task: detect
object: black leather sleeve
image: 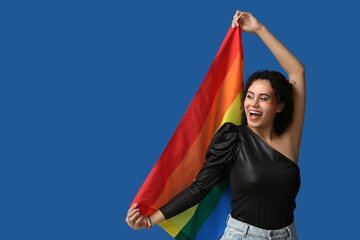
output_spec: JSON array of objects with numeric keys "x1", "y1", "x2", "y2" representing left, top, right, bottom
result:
[{"x1": 159, "y1": 122, "x2": 239, "y2": 219}]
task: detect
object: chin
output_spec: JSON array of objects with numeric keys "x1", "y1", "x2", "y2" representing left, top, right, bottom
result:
[
  {"x1": 247, "y1": 122, "x2": 261, "y2": 128},
  {"x1": 247, "y1": 118, "x2": 269, "y2": 130}
]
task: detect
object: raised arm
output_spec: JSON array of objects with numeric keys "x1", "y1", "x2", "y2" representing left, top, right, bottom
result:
[{"x1": 233, "y1": 11, "x2": 306, "y2": 151}]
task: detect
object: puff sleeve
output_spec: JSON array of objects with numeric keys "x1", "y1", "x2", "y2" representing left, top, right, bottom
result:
[{"x1": 159, "y1": 122, "x2": 239, "y2": 219}]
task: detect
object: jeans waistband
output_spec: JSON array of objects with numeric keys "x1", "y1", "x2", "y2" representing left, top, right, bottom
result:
[{"x1": 226, "y1": 214, "x2": 296, "y2": 239}]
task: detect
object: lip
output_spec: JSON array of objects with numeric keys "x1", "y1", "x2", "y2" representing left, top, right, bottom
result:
[{"x1": 247, "y1": 109, "x2": 262, "y2": 121}]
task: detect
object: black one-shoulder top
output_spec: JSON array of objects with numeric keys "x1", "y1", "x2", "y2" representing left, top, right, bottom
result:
[{"x1": 159, "y1": 122, "x2": 301, "y2": 230}]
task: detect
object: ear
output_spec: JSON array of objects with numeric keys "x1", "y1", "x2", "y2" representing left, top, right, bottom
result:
[{"x1": 276, "y1": 103, "x2": 284, "y2": 113}]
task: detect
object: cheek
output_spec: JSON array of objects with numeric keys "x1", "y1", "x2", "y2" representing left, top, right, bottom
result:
[
  {"x1": 267, "y1": 98, "x2": 276, "y2": 105},
  {"x1": 266, "y1": 93, "x2": 276, "y2": 105},
  {"x1": 243, "y1": 99, "x2": 250, "y2": 110}
]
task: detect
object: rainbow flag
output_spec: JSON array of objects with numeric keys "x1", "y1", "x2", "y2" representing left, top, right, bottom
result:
[{"x1": 131, "y1": 26, "x2": 243, "y2": 240}]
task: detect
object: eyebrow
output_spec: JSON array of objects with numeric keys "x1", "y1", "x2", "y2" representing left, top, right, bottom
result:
[{"x1": 247, "y1": 91, "x2": 271, "y2": 97}]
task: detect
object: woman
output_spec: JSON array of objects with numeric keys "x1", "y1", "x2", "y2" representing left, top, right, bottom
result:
[{"x1": 126, "y1": 10, "x2": 305, "y2": 240}]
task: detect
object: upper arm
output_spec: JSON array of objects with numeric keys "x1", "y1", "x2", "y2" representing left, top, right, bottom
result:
[{"x1": 285, "y1": 70, "x2": 306, "y2": 150}]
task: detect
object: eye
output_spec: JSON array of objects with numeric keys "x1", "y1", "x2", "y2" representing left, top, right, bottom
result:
[
  {"x1": 246, "y1": 93, "x2": 254, "y2": 99},
  {"x1": 260, "y1": 96, "x2": 270, "y2": 101}
]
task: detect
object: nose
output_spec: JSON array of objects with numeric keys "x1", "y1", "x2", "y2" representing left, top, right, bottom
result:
[{"x1": 249, "y1": 97, "x2": 259, "y2": 107}]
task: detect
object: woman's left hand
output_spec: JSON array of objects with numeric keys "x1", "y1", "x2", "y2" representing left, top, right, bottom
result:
[{"x1": 231, "y1": 10, "x2": 263, "y2": 34}]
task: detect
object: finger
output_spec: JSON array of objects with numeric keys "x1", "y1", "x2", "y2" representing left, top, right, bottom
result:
[
  {"x1": 232, "y1": 20, "x2": 238, "y2": 28},
  {"x1": 127, "y1": 208, "x2": 140, "y2": 220},
  {"x1": 234, "y1": 10, "x2": 242, "y2": 18},
  {"x1": 127, "y1": 204, "x2": 137, "y2": 218},
  {"x1": 126, "y1": 209, "x2": 140, "y2": 222},
  {"x1": 125, "y1": 214, "x2": 138, "y2": 226},
  {"x1": 233, "y1": 16, "x2": 238, "y2": 26},
  {"x1": 128, "y1": 206, "x2": 140, "y2": 215},
  {"x1": 129, "y1": 211, "x2": 141, "y2": 222},
  {"x1": 238, "y1": 13, "x2": 249, "y2": 25},
  {"x1": 129, "y1": 212, "x2": 142, "y2": 223},
  {"x1": 238, "y1": 11, "x2": 245, "y2": 17},
  {"x1": 128, "y1": 203, "x2": 138, "y2": 213},
  {"x1": 238, "y1": 11, "x2": 249, "y2": 22},
  {"x1": 127, "y1": 215, "x2": 138, "y2": 227},
  {"x1": 236, "y1": 13, "x2": 245, "y2": 26},
  {"x1": 234, "y1": 10, "x2": 241, "y2": 22}
]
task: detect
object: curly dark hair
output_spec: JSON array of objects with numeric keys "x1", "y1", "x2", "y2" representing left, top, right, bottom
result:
[{"x1": 241, "y1": 70, "x2": 294, "y2": 135}]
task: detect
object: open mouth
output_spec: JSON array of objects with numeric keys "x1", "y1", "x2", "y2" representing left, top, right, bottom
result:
[{"x1": 249, "y1": 110, "x2": 262, "y2": 118}]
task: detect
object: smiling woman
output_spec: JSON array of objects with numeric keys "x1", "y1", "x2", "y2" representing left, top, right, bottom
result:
[
  {"x1": 245, "y1": 79, "x2": 282, "y2": 129},
  {"x1": 126, "y1": 9, "x2": 305, "y2": 240},
  {"x1": 242, "y1": 70, "x2": 295, "y2": 137}
]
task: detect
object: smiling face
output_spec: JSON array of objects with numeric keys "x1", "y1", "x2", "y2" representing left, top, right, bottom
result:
[{"x1": 244, "y1": 79, "x2": 283, "y2": 131}]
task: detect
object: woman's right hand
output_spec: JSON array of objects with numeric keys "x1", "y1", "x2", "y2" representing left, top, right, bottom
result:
[{"x1": 126, "y1": 203, "x2": 148, "y2": 230}]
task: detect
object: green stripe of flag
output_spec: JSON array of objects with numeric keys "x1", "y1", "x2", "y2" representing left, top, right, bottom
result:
[{"x1": 175, "y1": 178, "x2": 230, "y2": 240}]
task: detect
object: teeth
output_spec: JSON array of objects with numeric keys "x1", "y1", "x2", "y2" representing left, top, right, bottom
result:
[{"x1": 250, "y1": 111, "x2": 261, "y2": 115}]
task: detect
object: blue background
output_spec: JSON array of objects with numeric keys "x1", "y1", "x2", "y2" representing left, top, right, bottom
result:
[{"x1": 1, "y1": 1, "x2": 359, "y2": 239}]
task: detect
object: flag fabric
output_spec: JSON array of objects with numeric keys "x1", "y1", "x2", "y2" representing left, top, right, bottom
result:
[{"x1": 131, "y1": 26, "x2": 243, "y2": 240}]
